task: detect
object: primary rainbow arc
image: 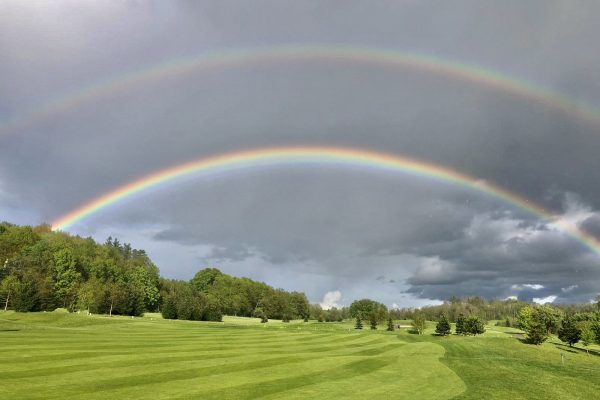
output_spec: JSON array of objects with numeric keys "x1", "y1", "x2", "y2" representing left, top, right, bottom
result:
[{"x1": 51, "y1": 146, "x2": 600, "y2": 257}]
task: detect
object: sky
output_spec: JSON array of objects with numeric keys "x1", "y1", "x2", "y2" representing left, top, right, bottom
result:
[{"x1": 2, "y1": 0, "x2": 600, "y2": 308}]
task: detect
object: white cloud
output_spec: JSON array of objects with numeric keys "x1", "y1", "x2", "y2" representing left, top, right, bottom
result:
[
  {"x1": 391, "y1": 303, "x2": 399, "y2": 310},
  {"x1": 505, "y1": 295, "x2": 518, "y2": 300},
  {"x1": 511, "y1": 284, "x2": 544, "y2": 291},
  {"x1": 320, "y1": 290, "x2": 342, "y2": 310},
  {"x1": 533, "y1": 295, "x2": 557, "y2": 304},
  {"x1": 561, "y1": 285, "x2": 578, "y2": 293},
  {"x1": 523, "y1": 284, "x2": 544, "y2": 290}
]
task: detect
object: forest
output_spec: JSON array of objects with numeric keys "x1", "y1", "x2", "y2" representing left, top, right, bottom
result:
[{"x1": 0, "y1": 222, "x2": 309, "y2": 322}]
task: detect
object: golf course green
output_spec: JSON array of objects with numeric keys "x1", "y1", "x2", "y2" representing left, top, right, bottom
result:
[{"x1": 1, "y1": 311, "x2": 599, "y2": 399}]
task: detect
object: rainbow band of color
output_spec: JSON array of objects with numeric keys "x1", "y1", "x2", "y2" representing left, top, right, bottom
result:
[
  {"x1": 4, "y1": 45, "x2": 600, "y2": 134},
  {"x1": 51, "y1": 146, "x2": 600, "y2": 257}
]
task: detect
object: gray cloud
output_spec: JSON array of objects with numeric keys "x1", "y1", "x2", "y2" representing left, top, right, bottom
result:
[{"x1": 1, "y1": 1, "x2": 600, "y2": 306}]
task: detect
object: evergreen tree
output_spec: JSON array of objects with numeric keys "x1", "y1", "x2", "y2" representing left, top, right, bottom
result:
[
  {"x1": 355, "y1": 316, "x2": 363, "y2": 330},
  {"x1": 526, "y1": 319, "x2": 549, "y2": 345},
  {"x1": 370, "y1": 315, "x2": 378, "y2": 330},
  {"x1": 435, "y1": 313, "x2": 451, "y2": 336},
  {"x1": 558, "y1": 315, "x2": 581, "y2": 347},
  {"x1": 387, "y1": 316, "x2": 394, "y2": 331},
  {"x1": 505, "y1": 317, "x2": 511, "y2": 327}
]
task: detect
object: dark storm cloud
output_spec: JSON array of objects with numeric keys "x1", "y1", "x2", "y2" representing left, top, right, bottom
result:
[{"x1": 2, "y1": 1, "x2": 600, "y2": 306}]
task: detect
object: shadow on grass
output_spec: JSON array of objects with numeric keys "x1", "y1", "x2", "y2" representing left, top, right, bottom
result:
[
  {"x1": 553, "y1": 342, "x2": 600, "y2": 357},
  {"x1": 0, "y1": 329, "x2": 20, "y2": 332},
  {"x1": 503, "y1": 330, "x2": 526, "y2": 335}
]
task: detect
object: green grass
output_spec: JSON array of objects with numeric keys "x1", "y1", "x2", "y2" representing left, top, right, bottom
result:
[{"x1": 1, "y1": 311, "x2": 599, "y2": 399}]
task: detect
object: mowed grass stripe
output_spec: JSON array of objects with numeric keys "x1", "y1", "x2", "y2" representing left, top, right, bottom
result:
[
  {"x1": 264, "y1": 342, "x2": 464, "y2": 400},
  {"x1": 174, "y1": 357, "x2": 395, "y2": 400},
  {"x1": 51, "y1": 353, "x2": 402, "y2": 400},
  {"x1": 0, "y1": 333, "x2": 397, "y2": 378},
  {"x1": 0, "y1": 328, "x2": 384, "y2": 370},
  {"x1": 4, "y1": 345, "x2": 401, "y2": 400},
  {"x1": 0, "y1": 324, "x2": 382, "y2": 357},
  {"x1": 0, "y1": 328, "x2": 350, "y2": 349}
]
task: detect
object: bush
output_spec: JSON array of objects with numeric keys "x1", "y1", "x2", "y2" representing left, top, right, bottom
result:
[
  {"x1": 463, "y1": 315, "x2": 485, "y2": 335},
  {"x1": 161, "y1": 296, "x2": 177, "y2": 319}
]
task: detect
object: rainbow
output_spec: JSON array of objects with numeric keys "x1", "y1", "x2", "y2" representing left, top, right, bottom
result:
[
  {"x1": 51, "y1": 146, "x2": 600, "y2": 257},
  {"x1": 3, "y1": 44, "x2": 600, "y2": 134}
]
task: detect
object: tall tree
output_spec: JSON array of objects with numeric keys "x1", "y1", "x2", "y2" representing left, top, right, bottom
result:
[
  {"x1": 0, "y1": 274, "x2": 18, "y2": 310},
  {"x1": 517, "y1": 306, "x2": 534, "y2": 332},
  {"x1": 558, "y1": 315, "x2": 581, "y2": 347},
  {"x1": 370, "y1": 314, "x2": 378, "y2": 330},
  {"x1": 77, "y1": 279, "x2": 101, "y2": 314},
  {"x1": 579, "y1": 321, "x2": 595, "y2": 356},
  {"x1": 526, "y1": 319, "x2": 549, "y2": 345},
  {"x1": 387, "y1": 317, "x2": 394, "y2": 332},
  {"x1": 349, "y1": 299, "x2": 388, "y2": 322},
  {"x1": 52, "y1": 248, "x2": 81, "y2": 308},
  {"x1": 412, "y1": 313, "x2": 426, "y2": 335},
  {"x1": 106, "y1": 281, "x2": 126, "y2": 317},
  {"x1": 435, "y1": 314, "x2": 451, "y2": 336},
  {"x1": 190, "y1": 268, "x2": 222, "y2": 293}
]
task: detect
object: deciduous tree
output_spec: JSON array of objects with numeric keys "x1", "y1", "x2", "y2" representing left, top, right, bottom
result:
[
  {"x1": 412, "y1": 313, "x2": 426, "y2": 334},
  {"x1": 558, "y1": 315, "x2": 581, "y2": 347}
]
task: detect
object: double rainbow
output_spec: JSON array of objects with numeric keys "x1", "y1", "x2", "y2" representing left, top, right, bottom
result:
[{"x1": 51, "y1": 146, "x2": 600, "y2": 257}]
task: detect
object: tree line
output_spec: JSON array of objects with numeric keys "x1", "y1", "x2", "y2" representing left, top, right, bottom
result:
[
  {"x1": 0, "y1": 222, "x2": 309, "y2": 322},
  {"x1": 2, "y1": 221, "x2": 600, "y2": 348},
  {"x1": 516, "y1": 304, "x2": 600, "y2": 350},
  {"x1": 391, "y1": 296, "x2": 531, "y2": 323},
  {"x1": 0, "y1": 223, "x2": 160, "y2": 315},
  {"x1": 160, "y1": 267, "x2": 310, "y2": 322}
]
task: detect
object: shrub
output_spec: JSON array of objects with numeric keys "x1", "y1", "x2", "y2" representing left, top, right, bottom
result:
[{"x1": 355, "y1": 316, "x2": 363, "y2": 330}]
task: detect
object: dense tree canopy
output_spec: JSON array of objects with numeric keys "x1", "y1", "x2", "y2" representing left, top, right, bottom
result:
[
  {"x1": 349, "y1": 299, "x2": 388, "y2": 322},
  {"x1": 0, "y1": 222, "x2": 309, "y2": 321},
  {"x1": 0, "y1": 223, "x2": 159, "y2": 315}
]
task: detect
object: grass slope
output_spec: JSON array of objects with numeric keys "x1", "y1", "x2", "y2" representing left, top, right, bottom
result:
[{"x1": 1, "y1": 312, "x2": 599, "y2": 399}]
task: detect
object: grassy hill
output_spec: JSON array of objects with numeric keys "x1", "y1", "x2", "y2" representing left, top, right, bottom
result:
[{"x1": 1, "y1": 311, "x2": 599, "y2": 399}]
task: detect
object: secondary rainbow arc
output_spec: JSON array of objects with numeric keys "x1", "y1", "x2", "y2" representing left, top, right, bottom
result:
[
  {"x1": 4, "y1": 44, "x2": 600, "y2": 135},
  {"x1": 51, "y1": 146, "x2": 600, "y2": 257}
]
